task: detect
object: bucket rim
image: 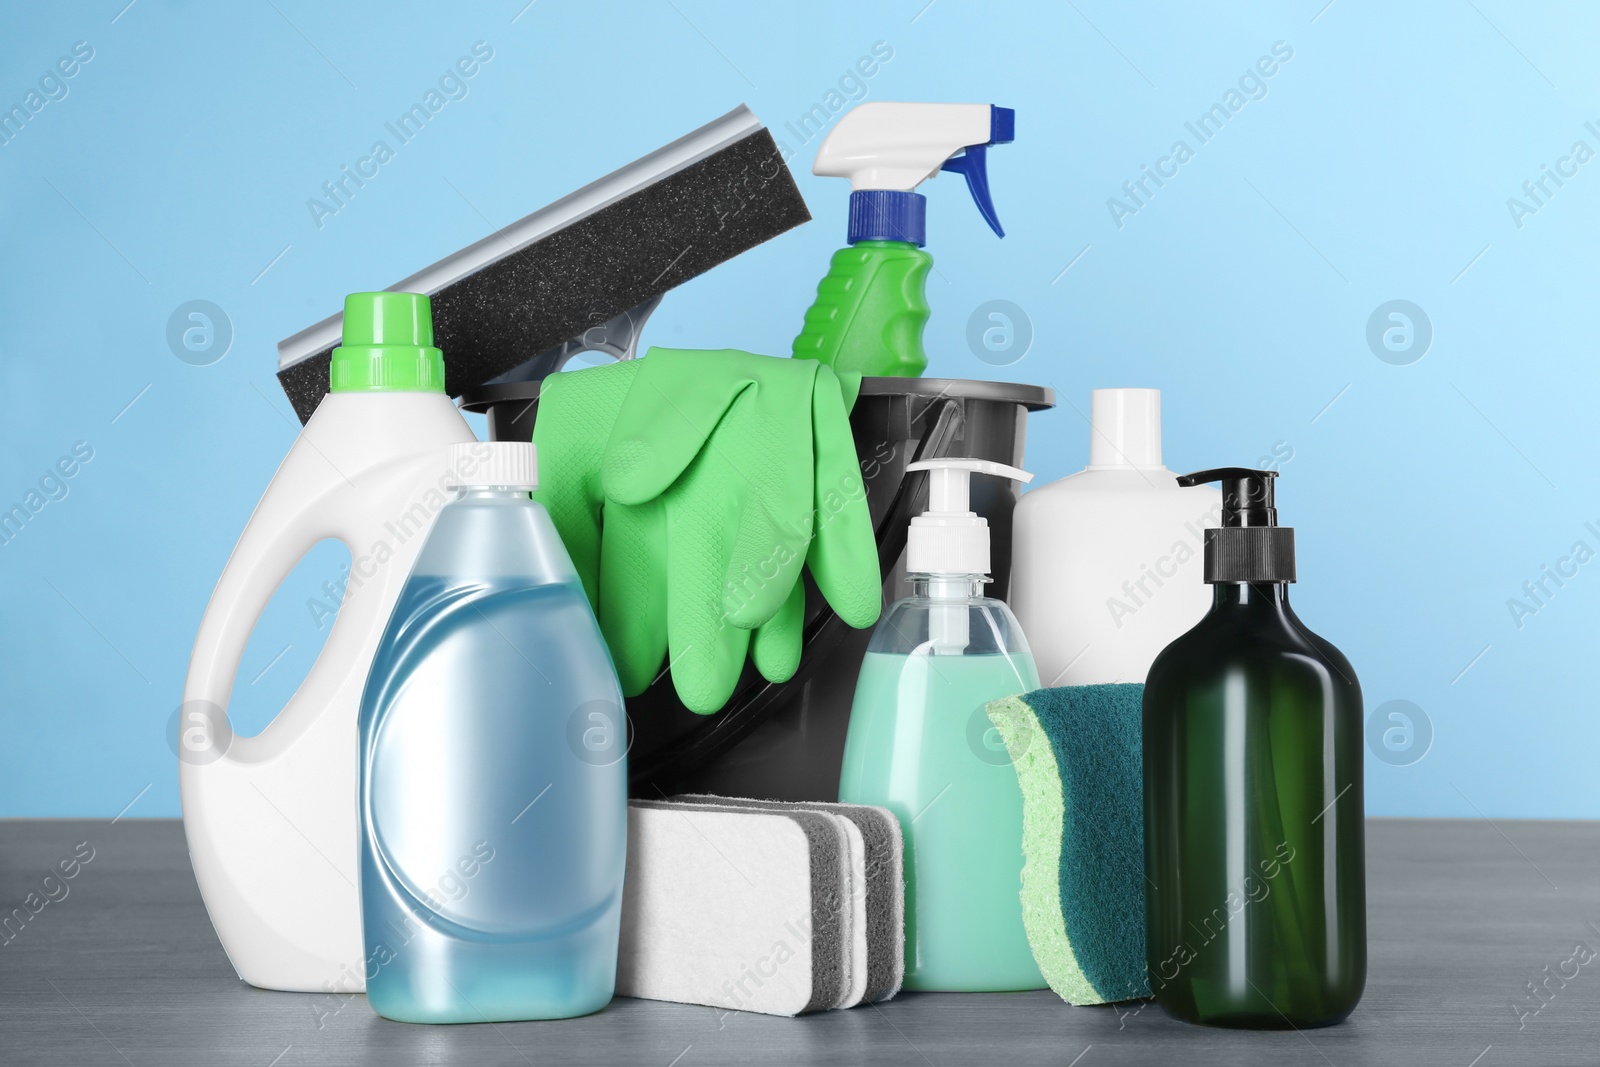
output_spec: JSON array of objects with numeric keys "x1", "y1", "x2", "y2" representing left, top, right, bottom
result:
[
  {"x1": 857, "y1": 376, "x2": 1054, "y2": 410},
  {"x1": 461, "y1": 374, "x2": 1055, "y2": 413}
]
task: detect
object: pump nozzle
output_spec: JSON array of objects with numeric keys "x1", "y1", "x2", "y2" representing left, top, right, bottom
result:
[
  {"x1": 1176, "y1": 467, "x2": 1295, "y2": 583},
  {"x1": 1176, "y1": 467, "x2": 1278, "y2": 527},
  {"x1": 905, "y1": 459, "x2": 1032, "y2": 575},
  {"x1": 814, "y1": 102, "x2": 1014, "y2": 244}
]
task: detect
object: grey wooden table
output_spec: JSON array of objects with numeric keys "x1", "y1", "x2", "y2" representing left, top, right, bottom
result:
[{"x1": 0, "y1": 818, "x2": 1593, "y2": 1066}]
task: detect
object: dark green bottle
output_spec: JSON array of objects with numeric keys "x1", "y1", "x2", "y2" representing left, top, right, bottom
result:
[{"x1": 1142, "y1": 468, "x2": 1365, "y2": 1029}]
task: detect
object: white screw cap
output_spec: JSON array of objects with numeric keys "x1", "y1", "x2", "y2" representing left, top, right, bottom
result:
[
  {"x1": 1088, "y1": 388, "x2": 1163, "y2": 468},
  {"x1": 446, "y1": 441, "x2": 538, "y2": 490}
]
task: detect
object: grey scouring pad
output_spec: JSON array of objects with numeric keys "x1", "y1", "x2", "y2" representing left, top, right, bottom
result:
[{"x1": 277, "y1": 105, "x2": 810, "y2": 423}]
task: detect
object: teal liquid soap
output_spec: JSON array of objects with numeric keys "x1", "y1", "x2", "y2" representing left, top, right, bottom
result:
[
  {"x1": 839, "y1": 588, "x2": 1044, "y2": 991},
  {"x1": 359, "y1": 483, "x2": 627, "y2": 1023}
]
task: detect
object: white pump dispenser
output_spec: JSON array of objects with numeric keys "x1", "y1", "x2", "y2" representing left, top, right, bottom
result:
[
  {"x1": 907, "y1": 458, "x2": 1032, "y2": 575},
  {"x1": 906, "y1": 459, "x2": 1032, "y2": 654}
]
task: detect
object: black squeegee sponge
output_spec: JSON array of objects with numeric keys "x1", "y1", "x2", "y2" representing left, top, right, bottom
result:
[{"x1": 278, "y1": 126, "x2": 810, "y2": 422}]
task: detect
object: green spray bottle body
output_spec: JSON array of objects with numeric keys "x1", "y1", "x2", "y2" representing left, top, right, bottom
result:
[
  {"x1": 1142, "y1": 469, "x2": 1366, "y2": 1029},
  {"x1": 797, "y1": 102, "x2": 1013, "y2": 379},
  {"x1": 793, "y1": 240, "x2": 931, "y2": 378}
]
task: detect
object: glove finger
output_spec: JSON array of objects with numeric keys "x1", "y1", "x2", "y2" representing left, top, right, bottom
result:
[
  {"x1": 806, "y1": 365, "x2": 882, "y2": 629},
  {"x1": 720, "y1": 359, "x2": 819, "y2": 628},
  {"x1": 603, "y1": 349, "x2": 751, "y2": 505},
  {"x1": 750, "y1": 578, "x2": 804, "y2": 684},
  {"x1": 663, "y1": 472, "x2": 748, "y2": 714},
  {"x1": 598, "y1": 498, "x2": 668, "y2": 697},
  {"x1": 667, "y1": 589, "x2": 750, "y2": 714},
  {"x1": 723, "y1": 495, "x2": 812, "y2": 630}
]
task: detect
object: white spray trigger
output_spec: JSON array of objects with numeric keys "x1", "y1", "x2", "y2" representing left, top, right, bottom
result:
[
  {"x1": 813, "y1": 102, "x2": 1014, "y2": 241},
  {"x1": 814, "y1": 103, "x2": 996, "y2": 191},
  {"x1": 905, "y1": 459, "x2": 1032, "y2": 575}
]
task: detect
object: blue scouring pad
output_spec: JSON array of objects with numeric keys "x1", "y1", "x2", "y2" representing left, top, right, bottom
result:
[{"x1": 986, "y1": 683, "x2": 1148, "y2": 1005}]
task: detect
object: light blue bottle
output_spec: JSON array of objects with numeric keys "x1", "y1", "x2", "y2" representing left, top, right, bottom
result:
[{"x1": 358, "y1": 441, "x2": 627, "y2": 1023}]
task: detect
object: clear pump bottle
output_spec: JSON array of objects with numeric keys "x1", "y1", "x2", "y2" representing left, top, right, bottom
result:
[{"x1": 838, "y1": 459, "x2": 1044, "y2": 991}]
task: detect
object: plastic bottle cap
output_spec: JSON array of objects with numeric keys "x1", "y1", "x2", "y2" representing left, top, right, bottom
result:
[
  {"x1": 906, "y1": 458, "x2": 1032, "y2": 575},
  {"x1": 1088, "y1": 388, "x2": 1163, "y2": 468},
  {"x1": 446, "y1": 441, "x2": 538, "y2": 490},
  {"x1": 330, "y1": 292, "x2": 447, "y2": 394},
  {"x1": 848, "y1": 191, "x2": 928, "y2": 246}
]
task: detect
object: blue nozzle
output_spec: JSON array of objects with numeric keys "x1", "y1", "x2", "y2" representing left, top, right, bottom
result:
[
  {"x1": 990, "y1": 105, "x2": 1015, "y2": 144},
  {"x1": 939, "y1": 105, "x2": 1014, "y2": 238}
]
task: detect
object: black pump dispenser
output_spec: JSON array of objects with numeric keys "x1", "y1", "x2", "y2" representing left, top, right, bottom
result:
[
  {"x1": 1176, "y1": 467, "x2": 1296, "y2": 583},
  {"x1": 1144, "y1": 466, "x2": 1365, "y2": 1027}
]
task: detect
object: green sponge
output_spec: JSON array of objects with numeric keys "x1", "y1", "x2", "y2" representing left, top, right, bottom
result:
[{"x1": 986, "y1": 684, "x2": 1148, "y2": 1005}]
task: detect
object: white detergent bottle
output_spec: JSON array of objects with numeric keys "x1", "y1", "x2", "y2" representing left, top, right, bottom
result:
[
  {"x1": 1010, "y1": 389, "x2": 1222, "y2": 688},
  {"x1": 180, "y1": 292, "x2": 475, "y2": 993}
]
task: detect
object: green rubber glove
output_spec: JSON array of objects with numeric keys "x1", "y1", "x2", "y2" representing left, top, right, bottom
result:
[
  {"x1": 603, "y1": 349, "x2": 880, "y2": 713},
  {"x1": 533, "y1": 349, "x2": 880, "y2": 715},
  {"x1": 531, "y1": 361, "x2": 680, "y2": 703}
]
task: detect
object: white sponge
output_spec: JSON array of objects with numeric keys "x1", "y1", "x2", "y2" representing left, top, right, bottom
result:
[
  {"x1": 676, "y1": 794, "x2": 904, "y2": 1004},
  {"x1": 616, "y1": 796, "x2": 903, "y2": 1016}
]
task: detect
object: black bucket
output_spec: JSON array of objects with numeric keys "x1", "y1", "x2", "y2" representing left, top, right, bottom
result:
[{"x1": 460, "y1": 376, "x2": 1053, "y2": 800}]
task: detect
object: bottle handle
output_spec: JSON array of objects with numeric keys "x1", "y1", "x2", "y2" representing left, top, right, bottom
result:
[{"x1": 180, "y1": 440, "x2": 382, "y2": 766}]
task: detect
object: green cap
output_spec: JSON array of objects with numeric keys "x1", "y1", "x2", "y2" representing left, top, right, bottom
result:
[{"x1": 329, "y1": 292, "x2": 447, "y2": 393}]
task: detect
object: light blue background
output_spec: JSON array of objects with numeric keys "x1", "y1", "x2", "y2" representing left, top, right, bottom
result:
[{"x1": 1, "y1": 1, "x2": 1592, "y2": 818}]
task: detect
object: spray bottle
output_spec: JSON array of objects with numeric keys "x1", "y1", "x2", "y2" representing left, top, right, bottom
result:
[
  {"x1": 838, "y1": 459, "x2": 1043, "y2": 991},
  {"x1": 794, "y1": 102, "x2": 1014, "y2": 378}
]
